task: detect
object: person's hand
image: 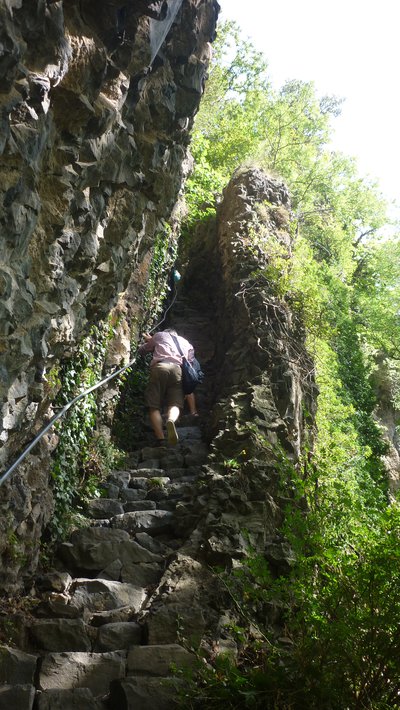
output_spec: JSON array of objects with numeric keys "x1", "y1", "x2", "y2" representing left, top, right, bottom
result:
[{"x1": 143, "y1": 333, "x2": 152, "y2": 342}]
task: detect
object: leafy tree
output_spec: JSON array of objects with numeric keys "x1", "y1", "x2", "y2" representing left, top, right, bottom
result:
[{"x1": 182, "y1": 19, "x2": 400, "y2": 709}]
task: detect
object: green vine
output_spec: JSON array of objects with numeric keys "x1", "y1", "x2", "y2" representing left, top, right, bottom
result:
[
  {"x1": 142, "y1": 222, "x2": 177, "y2": 332},
  {"x1": 48, "y1": 320, "x2": 122, "y2": 540}
]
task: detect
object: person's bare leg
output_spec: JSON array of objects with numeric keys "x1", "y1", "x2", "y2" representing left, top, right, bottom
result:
[
  {"x1": 185, "y1": 393, "x2": 198, "y2": 415},
  {"x1": 166, "y1": 405, "x2": 180, "y2": 445},
  {"x1": 149, "y1": 408, "x2": 165, "y2": 440}
]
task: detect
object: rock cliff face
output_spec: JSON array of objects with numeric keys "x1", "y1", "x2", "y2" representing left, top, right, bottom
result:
[
  {"x1": 139, "y1": 168, "x2": 317, "y2": 652},
  {"x1": 0, "y1": 0, "x2": 219, "y2": 592},
  {"x1": 0, "y1": 169, "x2": 317, "y2": 709}
]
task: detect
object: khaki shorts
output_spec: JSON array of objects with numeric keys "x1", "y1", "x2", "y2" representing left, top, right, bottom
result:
[{"x1": 145, "y1": 362, "x2": 184, "y2": 410}]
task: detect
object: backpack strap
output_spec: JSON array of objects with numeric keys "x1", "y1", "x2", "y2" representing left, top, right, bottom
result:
[{"x1": 170, "y1": 334, "x2": 184, "y2": 359}]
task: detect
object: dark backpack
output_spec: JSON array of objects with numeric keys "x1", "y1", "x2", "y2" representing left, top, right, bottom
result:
[{"x1": 171, "y1": 335, "x2": 204, "y2": 395}]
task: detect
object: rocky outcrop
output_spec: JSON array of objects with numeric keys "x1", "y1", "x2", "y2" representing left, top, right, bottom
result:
[
  {"x1": 0, "y1": 169, "x2": 317, "y2": 707},
  {"x1": 139, "y1": 168, "x2": 317, "y2": 657},
  {"x1": 372, "y1": 358, "x2": 400, "y2": 495},
  {"x1": 0, "y1": 0, "x2": 219, "y2": 591}
]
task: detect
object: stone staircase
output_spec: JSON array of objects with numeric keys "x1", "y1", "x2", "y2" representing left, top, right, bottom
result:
[{"x1": 0, "y1": 416, "x2": 209, "y2": 709}]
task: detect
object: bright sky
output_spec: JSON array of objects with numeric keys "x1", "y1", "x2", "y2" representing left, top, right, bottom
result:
[{"x1": 219, "y1": 0, "x2": 399, "y2": 216}]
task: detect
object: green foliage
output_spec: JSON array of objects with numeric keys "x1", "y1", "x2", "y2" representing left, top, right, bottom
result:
[
  {"x1": 182, "y1": 506, "x2": 400, "y2": 708},
  {"x1": 48, "y1": 321, "x2": 122, "y2": 540},
  {"x1": 187, "y1": 20, "x2": 388, "y2": 265},
  {"x1": 182, "y1": 19, "x2": 400, "y2": 710},
  {"x1": 112, "y1": 356, "x2": 149, "y2": 449},
  {"x1": 142, "y1": 223, "x2": 177, "y2": 332}
]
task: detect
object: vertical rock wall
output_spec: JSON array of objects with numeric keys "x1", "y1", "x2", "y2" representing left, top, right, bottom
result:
[
  {"x1": 140, "y1": 168, "x2": 318, "y2": 651},
  {"x1": 0, "y1": 0, "x2": 219, "y2": 592}
]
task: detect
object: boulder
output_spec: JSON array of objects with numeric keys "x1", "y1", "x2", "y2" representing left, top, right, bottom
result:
[
  {"x1": 30, "y1": 619, "x2": 93, "y2": 652},
  {"x1": 127, "y1": 644, "x2": 197, "y2": 676},
  {"x1": 39, "y1": 651, "x2": 126, "y2": 695},
  {"x1": 109, "y1": 676, "x2": 182, "y2": 710},
  {"x1": 67, "y1": 579, "x2": 146, "y2": 616},
  {"x1": 121, "y1": 562, "x2": 163, "y2": 588},
  {"x1": 36, "y1": 687, "x2": 101, "y2": 710},
  {"x1": 0, "y1": 645, "x2": 38, "y2": 685},
  {"x1": 111, "y1": 511, "x2": 174, "y2": 535},
  {"x1": 96, "y1": 622, "x2": 142, "y2": 651},
  {"x1": 0, "y1": 684, "x2": 35, "y2": 710},
  {"x1": 86, "y1": 499, "x2": 124, "y2": 519}
]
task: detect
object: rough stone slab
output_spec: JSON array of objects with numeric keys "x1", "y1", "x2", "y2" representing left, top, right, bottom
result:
[
  {"x1": 89, "y1": 606, "x2": 134, "y2": 627},
  {"x1": 120, "y1": 488, "x2": 147, "y2": 502},
  {"x1": 135, "y1": 467, "x2": 166, "y2": 478},
  {"x1": 118, "y1": 541, "x2": 163, "y2": 564},
  {"x1": 137, "y1": 459, "x2": 162, "y2": 470},
  {"x1": 0, "y1": 683, "x2": 35, "y2": 710},
  {"x1": 39, "y1": 651, "x2": 126, "y2": 695},
  {"x1": 111, "y1": 511, "x2": 174, "y2": 535},
  {"x1": 128, "y1": 477, "x2": 151, "y2": 489},
  {"x1": 35, "y1": 571, "x2": 73, "y2": 594},
  {"x1": 146, "y1": 605, "x2": 206, "y2": 647},
  {"x1": 127, "y1": 644, "x2": 197, "y2": 676},
  {"x1": 68, "y1": 527, "x2": 130, "y2": 546},
  {"x1": 109, "y1": 676, "x2": 181, "y2": 710},
  {"x1": 145, "y1": 488, "x2": 170, "y2": 502},
  {"x1": 37, "y1": 687, "x2": 102, "y2": 710},
  {"x1": 124, "y1": 500, "x2": 157, "y2": 512},
  {"x1": 144, "y1": 477, "x2": 172, "y2": 487},
  {"x1": 162, "y1": 468, "x2": 191, "y2": 480},
  {"x1": 59, "y1": 528, "x2": 130, "y2": 569},
  {"x1": 96, "y1": 558, "x2": 122, "y2": 581},
  {"x1": 156, "y1": 500, "x2": 176, "y2": 512},
  {"x1": 68, "y1": 579, "x2": 146, "y2": 615},
  {"x1": 0, "y1": 645, "x2": 38, "y2": 685},
  {"x1": 30, "y1": 619, "x2": 93, "y2": 652},
  {"x1": 140, "y1": 448, "x2": 167, "y2": 460},
  {"x1": 158, "y1": 451, "x2": 185, "y2": 467},
  {"x1": 144, "y1": 557, "x2": 219, "y2": 647},
  {"x1": 173, "y1": 426, "x2": 202, "y2": 440},
  {"x1": 86, "y1": 498, "x2": 124, "y2": 519},
  {"x1": 121, "y1": 562, "x2": 162, "y2": 588},
  {"x1": 135, "y1": 533, "x2": 173, "y2": 556},
  {"x1": 102, "y1": 483, "x2": 119, "y2": 499},
  {"x1": 96, "y1": 622, "x2": 142, "y2": 651},
  {"x1": 59, "y1": 531, "x2": 161, "y2": 572},
  {"x1": 108, "y1": 471, "x2": 131, "y2": 488}
]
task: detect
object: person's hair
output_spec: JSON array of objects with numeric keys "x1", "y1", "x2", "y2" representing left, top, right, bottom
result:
[{"x1": 164, "y1": 327, "x2": 177, "y2": 335}]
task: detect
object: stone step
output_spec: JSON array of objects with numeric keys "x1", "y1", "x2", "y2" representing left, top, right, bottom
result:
[
  {"x1": 30, "y1": 619, "x2": 93, "y2": 653},
  {"x1": 58, "y1": 528, "x2": 163, "y2": 572},
  {"x1": 44, "y1": 579, "x2": 146, "y2": 619},
  {"x1": 0, "y1": 684, "x2": 36, "y2": 710},
  {"x1": 86, "y1": 499, "x2": 124, "y2": 520},
  {"x1": 38, "y1": 651, "x2": 126, "y2": 696},
  {"x1": 126, "y1": 643, "x2": 197, "y2": 676},
  {"x1": 0, "y1": 645, "x2": 38, "y2": 686},
  {"x1": 109, "y1": 676, "x2": 181, "y2": 710},
  {"x1": 110, "y1": 510, "x2": 174, "y2": 536},
  {"x1": 36, "y1": 687, "x2": 103, "y2": 710}
]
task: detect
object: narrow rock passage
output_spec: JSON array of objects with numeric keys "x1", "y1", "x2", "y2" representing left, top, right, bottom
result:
[
  {"x1": 0, "y1": 170, "x2": 315, "y2": 710},
  {"x1": 0, "y1": 415, "x2": 208, "y2": 709},
  {"x1": 0, "y1": 285, "x2": 216, "y2": 710}
]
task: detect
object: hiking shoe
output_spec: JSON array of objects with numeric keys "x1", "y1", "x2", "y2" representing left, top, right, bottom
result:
[{"x1": 166, "y1": 419, "x2": 178, "y2": 446}]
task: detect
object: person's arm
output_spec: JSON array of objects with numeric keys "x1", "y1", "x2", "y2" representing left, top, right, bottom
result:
[{"x1": 138, "y1": 333, "x2": 155, "y2": 355}]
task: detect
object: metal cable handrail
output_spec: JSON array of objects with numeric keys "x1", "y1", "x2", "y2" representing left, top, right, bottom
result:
[
  {"x1": 0, "y1": 282, "x2": 179, "y2": 487},
  {"x1": 0, "y1": 354, "x2": 138, "y2": 487}
]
